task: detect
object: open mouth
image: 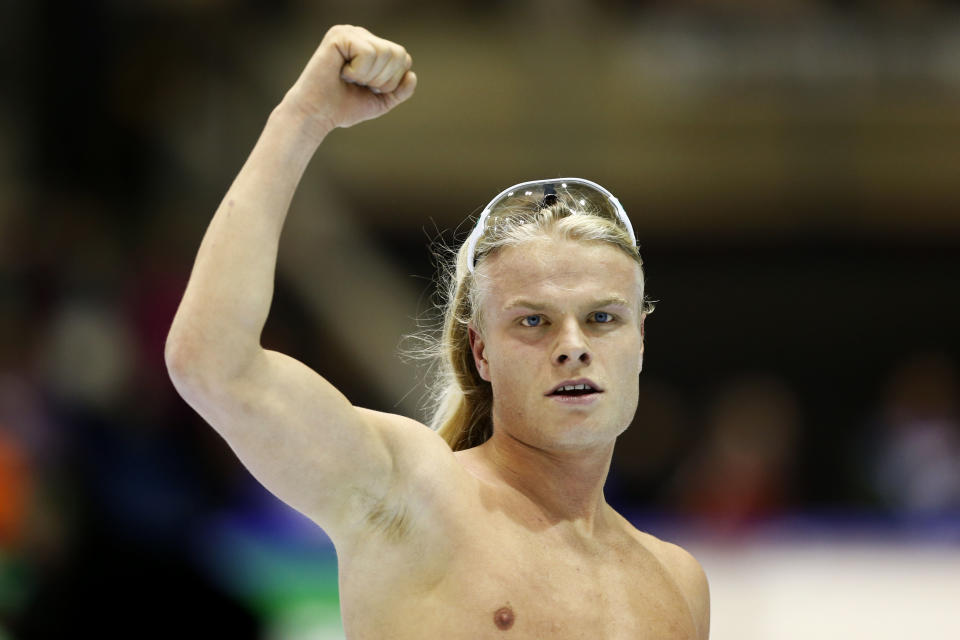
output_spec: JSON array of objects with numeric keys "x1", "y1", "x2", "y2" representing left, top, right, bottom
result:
[{"x1": 548, "y1": 382, "x2": 602, "y2": 398}]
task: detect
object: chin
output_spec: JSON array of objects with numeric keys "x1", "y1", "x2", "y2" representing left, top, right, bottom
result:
[{"x1": 539, "y1": 420, "x2": 621, "y2": 451}]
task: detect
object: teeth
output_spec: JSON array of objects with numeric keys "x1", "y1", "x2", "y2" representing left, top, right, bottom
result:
[{"x1": 558, "y1": 383, "x2": 592, "y2": 392}]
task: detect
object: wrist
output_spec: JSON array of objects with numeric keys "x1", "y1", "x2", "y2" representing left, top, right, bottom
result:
[{"x1": 270, "y1": 94, "x2": 335, "y2": 147}]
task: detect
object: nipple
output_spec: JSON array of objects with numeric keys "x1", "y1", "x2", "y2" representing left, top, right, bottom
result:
[{"x1": 493, "y1": 606, "x2": 515, "y2": 630}]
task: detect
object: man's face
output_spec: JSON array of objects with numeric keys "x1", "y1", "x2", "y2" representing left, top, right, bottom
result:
[{"x1": 469, "y1": 237, "x2": 645, "y2": 451}]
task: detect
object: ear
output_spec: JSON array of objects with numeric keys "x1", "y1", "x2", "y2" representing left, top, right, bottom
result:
[
  {"x1": 638, "y1": 314, "x2": 646, "y2": 374},
  {"x1": 468, "y1": 323, "x2": 491, "y2": 382}
]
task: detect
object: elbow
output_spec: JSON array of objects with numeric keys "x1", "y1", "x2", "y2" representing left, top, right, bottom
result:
[
  {"x1": 164, "y1": 329, "x2": 261, "y2": 387},
  {"x1": 164, "y1": 326, "x2": 214, "y2": 383},
  {"x1": 164, "y1": 333, "x2": 198, "y2": 381},
  {"x1": 164, "y1": 336, "x2": 226, "y2": 416},
  {"x1": 164, "y1": 336, "x2": 225, "y2": 406}
]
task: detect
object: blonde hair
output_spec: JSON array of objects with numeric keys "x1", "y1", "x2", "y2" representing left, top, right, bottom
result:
[{"x1": 419, "y1": 194, "x2": 655, "y2": 451}]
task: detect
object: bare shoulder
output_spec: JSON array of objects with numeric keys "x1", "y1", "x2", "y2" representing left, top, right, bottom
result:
[
  {"x1": 356, "y1": 407, "x2": 452, "y2": 464},
  {"x1": 631, "y1": 527, "x2": 711, "y2": 640}
]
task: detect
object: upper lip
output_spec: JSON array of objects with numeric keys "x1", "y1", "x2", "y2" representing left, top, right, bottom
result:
[{"x1": 546, "y1": 378, "x2": 603, "y2": 395}]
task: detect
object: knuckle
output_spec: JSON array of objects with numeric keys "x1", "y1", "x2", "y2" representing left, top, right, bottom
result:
[{"x1": 326, "y1": 24, "x2": 351, "y2": 38}]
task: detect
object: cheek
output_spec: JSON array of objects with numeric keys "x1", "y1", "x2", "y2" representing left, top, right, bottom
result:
[
  {"x1": 622, "y1": 379, "x2": 640, "y2": 412},
  {"x1": 486, "y1": 347, "x2": 525, "y2": 391},
  {"x1": 485, "y1": 346, "x2": 537, "y2": 406},
  {"x1": 611, "y1": 332, "x2": 642, "y2": 368},
  {"x1": 487, "y1": 361, "x2": 536, "y2": 427},
  {"x1": 615, "y1": 341, "x2": 643, "y2": 416}
]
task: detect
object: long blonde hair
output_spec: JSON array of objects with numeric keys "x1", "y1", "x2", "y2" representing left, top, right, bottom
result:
[{"x1": 421, "y1": 194, "x2": 654, "y2": 451}]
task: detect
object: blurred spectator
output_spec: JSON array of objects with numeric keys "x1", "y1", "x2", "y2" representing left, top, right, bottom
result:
[
  {"x1": 0, "y1": 430, "x2": 28, "y2": 547},
  {"x1": 670, "y1": 373, "x2": 801, "y2": 533},
  {"x1": 1, "y1": 188, "x2": 263, "y2": 635},
  {"x1": 865, "y1": 352, "x2": 960, "y2": 516},
  {"x1": 0, "y1": 279, "x2": 65, "y2": 626},
  {"x1": 9, "y1": 299, "x2": 263, "y2": 637}
]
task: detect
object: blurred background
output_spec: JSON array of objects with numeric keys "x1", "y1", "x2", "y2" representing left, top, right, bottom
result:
[{"x1": 2, "y1": 0, "x2": 959, "y2": 638}]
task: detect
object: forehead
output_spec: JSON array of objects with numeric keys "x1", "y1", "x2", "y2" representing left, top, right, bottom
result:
[{"x1": 477, "y1": 238, "x2": 642, "y2": 309}]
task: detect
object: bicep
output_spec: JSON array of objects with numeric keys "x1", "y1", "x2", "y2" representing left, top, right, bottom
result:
[{"x1": 170, "y1": 348, "x2": 440, "y2": 543}]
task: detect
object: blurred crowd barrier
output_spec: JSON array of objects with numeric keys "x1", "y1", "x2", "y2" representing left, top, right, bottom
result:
[{"x1": 688, "y1": 535, "x2": 960, "y2": 640}]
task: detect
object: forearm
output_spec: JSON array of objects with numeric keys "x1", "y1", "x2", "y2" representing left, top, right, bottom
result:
[
  {"x1": 166, "y1": 100, "x2": 332, "y2": 379},
  {"x1": 167, "y1": 24, "x2": 415, "y2": 381}
]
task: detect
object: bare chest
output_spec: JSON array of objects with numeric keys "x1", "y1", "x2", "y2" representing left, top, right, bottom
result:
[
  {"x1": 434, "y1": 524, "x2": 695, "y2": 638},
  {"x1": 339, "y1": 508, "x2": 697, "y2": 640}
]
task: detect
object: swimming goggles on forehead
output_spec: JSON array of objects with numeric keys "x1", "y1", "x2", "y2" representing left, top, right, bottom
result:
[{"x1": 465, "y1": 177, "x2": 637, "y2": 273}]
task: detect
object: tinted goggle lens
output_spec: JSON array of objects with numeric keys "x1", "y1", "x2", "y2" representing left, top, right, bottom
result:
[
  {"x1": 465, "y1": 178, "x2": 636, "y2": 272},
  {"x1": 487, "y1": 182, "x2": 618, "y2": 220}
]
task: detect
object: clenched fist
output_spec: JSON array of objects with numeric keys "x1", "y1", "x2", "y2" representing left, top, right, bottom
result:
[{"x1": 283, "y1": 25, "x2": 417, "y2": 135}]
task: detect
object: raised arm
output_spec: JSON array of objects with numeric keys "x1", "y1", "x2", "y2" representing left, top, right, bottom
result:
[
  {"x1": 166, "y1": 25, "x2": 416, "y2": 381},
  {"x1": 165, "y1": 26, "x2": 454, "y2": 545}
]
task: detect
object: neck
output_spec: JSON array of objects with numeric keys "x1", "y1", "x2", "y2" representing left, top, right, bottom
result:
[{"x1": 473, "y1": 429, "x2": 616, "y2": 537}]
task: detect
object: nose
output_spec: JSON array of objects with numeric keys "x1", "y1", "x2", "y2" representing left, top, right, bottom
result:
[{"x1": 553, "y1": 319, "x2": 591, "y2": 366}]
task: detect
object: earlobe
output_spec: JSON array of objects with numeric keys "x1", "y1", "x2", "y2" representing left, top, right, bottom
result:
[{"x1": 468, "y1": 324, "x2": 491, "y2": 381}]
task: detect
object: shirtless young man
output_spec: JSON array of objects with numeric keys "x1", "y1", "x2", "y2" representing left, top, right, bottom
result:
[{"x1": 165, "y1": 25, "x2": 710, "y2": 639}]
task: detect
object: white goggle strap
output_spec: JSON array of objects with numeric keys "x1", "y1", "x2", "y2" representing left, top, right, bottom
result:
[
  {"x1": 608, "y1": 195, "x2": 638, "y2": 247},
  {"x1": 465, "y1": 206, "x2": 490, "y2": 275}
]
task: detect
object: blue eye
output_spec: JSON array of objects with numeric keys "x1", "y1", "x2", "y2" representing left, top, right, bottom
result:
[
  {"x1": 520, "y1": 315, "x2": 542, "y2": 327},
  {"x1": 593, "y1": 312, "x2": 613, "y2": 323}
]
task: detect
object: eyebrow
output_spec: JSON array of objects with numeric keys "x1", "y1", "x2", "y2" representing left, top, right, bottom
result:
[{"x1": 502, "y1": 296, "x2": 634, "y2": 312}]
